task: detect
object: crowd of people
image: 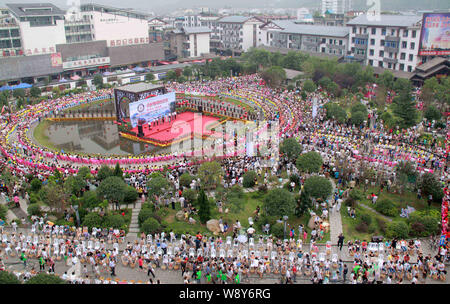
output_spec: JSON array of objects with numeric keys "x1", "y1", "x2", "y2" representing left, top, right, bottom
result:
[{"x1": 0, "y1": 73, "x2": 448, "y2": 284}]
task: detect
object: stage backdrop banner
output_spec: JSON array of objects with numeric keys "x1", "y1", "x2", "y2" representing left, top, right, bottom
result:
[{"x1": 129, "y1": 92, "x2": 176, "y2": 128}]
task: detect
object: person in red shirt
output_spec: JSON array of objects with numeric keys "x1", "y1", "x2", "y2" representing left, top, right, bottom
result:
[{"x1": 138, "y1": 256, "x2": 144, "y2": 270}]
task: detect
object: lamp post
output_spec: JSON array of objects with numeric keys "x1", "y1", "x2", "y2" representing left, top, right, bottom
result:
[{"x1": 283, "y1": 215, "x2": 289, "y2": 240}]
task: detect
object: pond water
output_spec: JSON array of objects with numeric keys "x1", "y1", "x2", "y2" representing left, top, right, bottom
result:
[{"x1": 44, "y1": 120, "x2": 153, "y2": 155}]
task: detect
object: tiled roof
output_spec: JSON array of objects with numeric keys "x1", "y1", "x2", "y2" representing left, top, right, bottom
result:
[
  {"x1": 0, "y1": 54, "x2": 63, "y2": 81},
  {"x1": 346, "y1": 14, "x2": 422, "y2": 27}
]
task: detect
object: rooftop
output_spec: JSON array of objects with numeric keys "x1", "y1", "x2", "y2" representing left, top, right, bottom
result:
[
  {"x1": 80, "y1": 3, "x2": 152, "y2": 19},
  {"x1": 6, "y1": 3, "x2": 65, "y2": 17},
  {"x1": 218, "y1": 16, "x2": 253, "y2": 23},
  {"x1": 346, "y1": 14, "x2": 422, "y2": 27},
  {"x1": 279, "y1": 22, "x2": 349, "y2": 37},
  {"x1": 115, "y1": 82, "x2": 165, "y2": 93},
  {"x1": 183, "y1": 26, "x2": 211, "y2": 34}
]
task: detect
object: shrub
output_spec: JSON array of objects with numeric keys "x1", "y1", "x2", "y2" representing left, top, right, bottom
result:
[
  {"x1": 102, "y1": 214, "x2": 125, "y2": 229},
  {"x1": 344, "y1": 197, "x2": 356, "y2": 208},
  {"x1": 141, "y1": 217, "x2": 161, "y2": 234},
  {"x1": 271, "y1": 223, "x2": 285, "y2": 238},
  {"x1": 386, "y1": 221, "x2": 409, "y2": 239},
  {"x1": 183, "y1": 188, "x2": 197, "y2": 204},
  {"x1": 355, "y1": 222, "x2": 369, "y2": 233},
  {"x1": 0, "y1": 270, "x2": 21, "y2": 284},
  {"x1": 243, "y1": 171, "x2": 257, "y2": 188},
  {"x1": 359, "y1": 212, "x2": 373, "y2": 225},
  {"x1": 258, "y1": 184, "x2": 268, "y2": 193},
  {"x1": 25, "y1": 273, "x2": 66, "y2": 284},
  {"x1": 368, "y1": 224, "x2": 377, "y2": 234},
  {"x1": 263, "y1": 188, "x2": 296, "y2": 217},
  {"x1": 410, "y1": 222, "x2": 426, "y2": 236},
  {"x1": 123, "y1": 186, "x2": 138, "y2": 205},
  {"x1": 82, "y1": 213, "x2": 103, "y2": 230},
  {"x1": 408, "y1": 210, "x2": 440, "y2": 237},
  {"x1": 376, "y1": 218, "x2": 387, "y2": 234},
  {"x1": 179, "y1": 173, "x2": 194, "y2": 188},
  {"x1": 30, "y1": 178, "x2": 42, "y2": 192},
  {"x1": 349, "y1": 189, "x2": 364, "y2": 201},
  {"x1": 27, "y1": 203, "x2": 42, "y2": 216},
  {"x1": 375, "y1": 199, "x2": 398, "y2": 217},
  {"x1": 138, "y1": 209, "x2": 154, "y2": 226},
  {"x1": 303, "y1": 176, "x2": 332, "y2": 200},
  {"x1": 0, "y1": 205, "x2": 7, "y2": 220}
]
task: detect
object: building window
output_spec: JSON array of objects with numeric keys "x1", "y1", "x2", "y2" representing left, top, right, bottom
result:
[
  {"x1": 371, "y1": 28, "x2": 376, "y2": 35},
  {"x1": 402, "y1": 41, "x2": 407, "y2": 48},
  {"x1": 382, "y1": 28, "x2": 386, "y2": 35},
  {"x1": 391, "y1": 29, "x2": 395, "y2": 36},
  {"x1": 369, "y1": 59, "x2": 373, "y2": 66},
  {"x1": 403, "y1": 30, "x2": 408, "y2": 37},
  {"x1": 329, "y1": 39, "x2": 333, "y2": 44},
  {"x1": 409, "y1": 54, "x2": 414, "y2": 61},
  {"x1": 339, "y1": 40, "x2": 343, "y2": 45},
  {"x1": 410, "y1": 42, "x2": 415, "y2": 50},
  {"x1": 352, "y1": 27, "x2": 356, "y2": 33},
  {"x1": 370, "y1": 49, "x2": 374, "y2": 56},
  {"x1": 351, "y1": 47, "x2": 355, "y2": 53},
  {"x1": 379, "y1": 61, "x2": 383, "y2": 67},
  {"x1": 400, "y1": 53, "x2": 406, "y2": 60},
  {"x1": 370, "y1": 39, "x2": 375, "y2": 45},
  {"x1": 379, "y1": 50, "x2": 384, "y2": 57},
  {"x1": 388, "y1": 63, "x2": 392, "y2": 69},
  {"x1": 407, "y1": 66, "x2": 412, "y2": 72},
  {"x1": 351, "y1": 37, "x2": 355, "y2": 43},
  {"x1": 321, "y1": 47, "x2": 325, "y2": 53},
  {"x1": 412, "y1": 30, "x2": 416, "y2": 38},
  {"x1": 400, "y1": 63, "x2": 405, "y2": 71},
  {"x1": 322, "y1": 38, "x2": 326, "y2": 43},
  {"x1": 381, "y1": 40, "x2": 385, "y2": 46},
  {"x1": 363, "y1": 28, "x2": 367, "y2": 34}
]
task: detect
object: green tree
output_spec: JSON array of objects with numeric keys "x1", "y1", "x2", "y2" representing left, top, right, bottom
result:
[
  {"x1": 30, "y1": 86, "x2": 41, "y2": 99},
  {"x1": 182, "y1": 66, "x2": 193, "y2": 79},
  {"x1": 197, "y1": 189, "x2": 211, "y2": 224},
  {"x1": 113, "y1": 163, "x2": 123, "y2": 178},
  {"x1": 30, "y1": 178, "x2": 42, "y2": 192},
  {"x1": 296, "y1": 151, "x2": 323, "y2": 174},
  {"x1": 263, "y1": 188, "x2": 295, "y2": 217},
  {"x1": 260, "y1": 66, "x2": 286, "y2": 88},
  {"x1": 82, "y1": 212, "x2": 103, "y2": 229},
  {"x1": 424, "y1": 105, "x2": 442, "y2": 121},
  {"x1": 295, "y1": 190, "x2": 312, "y2": 217},
  {"x1": 392, "y1": 90, "x2": 418, "y2": 129},
  {"x1": 303, "y1": 176, "x2": 332, "y2": 200},
  {"x1": 145, "y1": 73, "x2": 155, "y2": 81},
  {"x1": 350, "y1": 103, "x2": 368, "y2": 117},
  {"x1": 26, "y1": 273, "x2": 66, "y2": 284},
  {"x1": 279, "y1": 137, "x2": 302, "y2": 162},
  {"x1": 41, "y1": 183, "x2": 67, "y2": 216},
  {"x1": 96, "y1": 165, "x2": 113, "y2": 181},
  {"x1": 324, "y1": 103, "x2": 347, "y2": 123},
  {"x1": 147, "y1": 175, "x2": 169, "y2": 197},
  {"x1": 77, "y1": 167, "x2": 91, "y2": 180},
  {"x1": 377, "y1": 70, "x2": 395, "y2": 90},
  {"x1": 166, "y1": 70, "x2": 177, "y2": 81},
  {"x1": 52, "y1": 86, "x2": 60, "y2": 97},
  {"x1": 12, "y1": 88, "x2": 25, "y2": 101},
  {"x1": 123, "y1": 186, "x2": 138, "y2": 205},
  {"x1": 418, "y1": 173, "x2": 444, "y2": 203},
  {"x1": 242, "y1": 171, "x2": 257, "y2": 188},
  {"x1": 302, "y1": 79, "x2": 317, "y2": 93},
  {"x1": 81, "y1": 190, "x2": 101, "y2": 211},
  {"x1": 97, "y1": 176, "x2": 127, "y2": 207},
  {"x1": 197, "y1": 161, "x2": 223, "y2": 189},
  {"x1": 179, "y1": 172, "x2": 194, "y2": 188},
  {"x1": 393, "y1": 78, "x2": 412, "y2": 95},
  {"x1": 64, "y1": 175, "x2": 86, "y2": 197},
  {"x1": 93, "y1": 74, "x2": 103, "y2": 89},
  {"x1": 0, "y1": 270, "x2": 21, "y2": 284},
  {"x1": 351, "y1": 111, "x2": 366, "y2": 126}
]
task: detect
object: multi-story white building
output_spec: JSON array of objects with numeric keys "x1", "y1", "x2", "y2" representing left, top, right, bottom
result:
[
  {"x1": 6, "y1": 3, "x2": 66, "y2": 56},
  {"x1": 259, "y1": 20, "x2": 349, "y2": 57},
  {"x1": 347, "y1": 14, "x2": 423, "y2": 72},
  {"x1": 321, "y1": 0, "x2": 352, "y2": 15},
  {"x1": 216, "y1": 16, "x2": 264, "y2": 52},
  {"x1": 183, "y1": 27, "x2": 211, "y2": 58}
]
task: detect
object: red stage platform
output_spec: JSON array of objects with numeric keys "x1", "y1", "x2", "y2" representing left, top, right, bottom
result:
[{"x1": 124, "y1": 111, "x2": 224, "y2": 146}]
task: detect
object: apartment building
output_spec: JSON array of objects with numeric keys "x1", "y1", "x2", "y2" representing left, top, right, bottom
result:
[
  {"x1": 321, "y1": 0, "x2": 352, "y2": 15},
  {"x1": 216, "y1": 16, "x2": 264, "y2": 52},
  {"x1": 347, "y1": 14, "x2": 423, "y2": 72},
  {"x1": 260, "y1": 20, "x2": 349, "y2": 57}
]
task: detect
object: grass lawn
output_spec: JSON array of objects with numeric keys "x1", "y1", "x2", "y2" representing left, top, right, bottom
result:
[
  {"x1": 340, "y1": 203, "x2": 387, "y2": 241},
  {"x1": 63, "y1": 98, "x2": 113, "y2": 112},
  {"x1": 155, "y1": 190, "x2": 330, "y2": 242},
  {"x1": 355, "y1": 184, "x2": 441, "y2": 218}
]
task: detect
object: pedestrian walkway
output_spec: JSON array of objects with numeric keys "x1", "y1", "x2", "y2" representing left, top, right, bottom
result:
[
  {"x1": 327, "y1": 179, "x2": 342, "y2": 245},
  {"x1": 126, "y1": 201, "x2": 142, "y2": 240}
]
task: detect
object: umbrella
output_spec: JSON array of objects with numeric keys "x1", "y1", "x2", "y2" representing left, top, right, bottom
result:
[
  {"x1": 237, "y1": 235, "x2": 247, "y2": 243},
  {"x1": 132, "y1": 66, "x2": 145, "y2": 72},
  {"x1": 11, "y1": 83, "x2": 32, "y2": 89},
  {"x1": 0, "y1": 85, "x2": 12, "y2": 91},
  {"x1": 70, "y1": 75, "x2": 81, "y2": 81}
]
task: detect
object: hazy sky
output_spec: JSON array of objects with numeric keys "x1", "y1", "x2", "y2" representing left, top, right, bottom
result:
[{"x1": 1, "y1": 0, "x2": 449, "y2": 15}]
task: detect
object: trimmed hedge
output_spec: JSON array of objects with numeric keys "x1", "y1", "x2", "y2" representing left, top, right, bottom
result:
[
  {"x1": 141, "y1": 217, "x2": 161, "y2": 234},
  {"x1": 386, "y1": 221, "x2": 409, "y2": 239},
  {"x1": 243, "y1": 171, "x2": 257, "y2": 188},
  {"x1": 375, "y1": 199, "x2": 398, "y2": 217}
]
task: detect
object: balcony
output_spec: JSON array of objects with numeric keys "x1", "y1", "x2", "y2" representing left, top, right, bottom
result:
[
  {"x1": 354, "y1": 43, "x2": 368, "y2": 50},
  {"x1": 355, "y1": 33, "x2": 369, "y2": 39},
  {"x1": 383, "y1": 57, "x2": 398, "y2": 64},
  {"x1": 354, "y1": 53, "x2": 367, "y2": 60},
  {"x1": 385, "y1": 35, "x2": 400, "y2": 42},
  {"x1": 326, "y1": 43, "x2": 346, "y2": 50},
  {"x1": 303, "y1": 40, "x2": 320, "y2": 47},
  {"x1": 384, "y1": 46, "x2": 399, "y2": 53}
]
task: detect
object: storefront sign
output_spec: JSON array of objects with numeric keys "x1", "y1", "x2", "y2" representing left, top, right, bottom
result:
[{"x1": 63, "y1": 57, "x2": 110, "y2": 70}]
